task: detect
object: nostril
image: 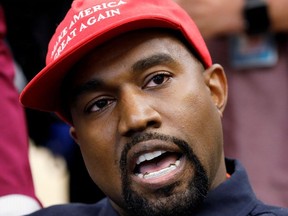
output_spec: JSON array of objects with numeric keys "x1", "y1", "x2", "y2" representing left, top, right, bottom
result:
[
  {"x1": 122, "y1": 120, "x2": 161, "y2": 137},
  {"x1": 147, "y1": 120, "x2": 161, "y2": 128}
]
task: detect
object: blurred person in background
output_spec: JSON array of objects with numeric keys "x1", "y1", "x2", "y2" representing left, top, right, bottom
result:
[
  {"x1": 0, "y1": 4, "x2": 41, "y2": 215},
  {"x1": 2, "y1": 0, "x2": 105, "y2": 204}
]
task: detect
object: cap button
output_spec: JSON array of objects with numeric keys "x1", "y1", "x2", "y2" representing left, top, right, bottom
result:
[{"x1": 72, "y1": 0, "x2": 86, "y2": 11}]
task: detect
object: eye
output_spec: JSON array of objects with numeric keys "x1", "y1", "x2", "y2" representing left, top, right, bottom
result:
[
  {"x1": 85, "y1": 97, "x2": 115, "y2": 113},
  {"x1": 144, "y1": 72, "x2": 172, "y2": 88}
]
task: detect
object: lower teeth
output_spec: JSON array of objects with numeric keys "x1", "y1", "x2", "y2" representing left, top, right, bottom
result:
[{"x1": 136, "y1": 159, "x2": 180, "y2": 179}]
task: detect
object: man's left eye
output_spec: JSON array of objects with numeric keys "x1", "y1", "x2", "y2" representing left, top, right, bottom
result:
[{"x1": 145, "y1": 73, "x2": 171, "y2": 88}]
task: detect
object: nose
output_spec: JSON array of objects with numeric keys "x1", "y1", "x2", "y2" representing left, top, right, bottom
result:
[{"x1": 118, "y1": 87, "x2": 161, "y2": 136}]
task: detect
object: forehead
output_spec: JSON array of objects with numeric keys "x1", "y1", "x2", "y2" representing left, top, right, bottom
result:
[{"x1": 69, "y1": 29, "x2": 199, "y2": 80}]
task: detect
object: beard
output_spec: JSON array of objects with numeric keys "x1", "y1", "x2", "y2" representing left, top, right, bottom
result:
[{"x1": 119, "y1": 132, "x2": 208, "y2": 216}]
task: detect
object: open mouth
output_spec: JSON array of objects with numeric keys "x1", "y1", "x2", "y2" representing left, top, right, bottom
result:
[{"x1": 133, "y1": 150, "x2": 183, "y2": 179}]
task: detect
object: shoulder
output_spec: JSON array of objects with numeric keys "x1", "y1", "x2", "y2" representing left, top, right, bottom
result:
[
  {"x1": 250, "y1": 202, "x2": 288, "y2": 216},
  {"x1": 26, "y1": 198, "x2": 118, "y2": 216}
]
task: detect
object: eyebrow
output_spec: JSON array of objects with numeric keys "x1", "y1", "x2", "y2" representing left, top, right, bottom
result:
[
  {"x1": 71, "y1": 79, "x2": 104, "y2": 100},
  {"x1": 132, "y1": 53, "x2": 176, "y2": 73}
]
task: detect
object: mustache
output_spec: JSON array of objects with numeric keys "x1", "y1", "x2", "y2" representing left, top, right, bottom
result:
[{"x1": 123, "y1": 132, "x2": 177, "y2": 153}]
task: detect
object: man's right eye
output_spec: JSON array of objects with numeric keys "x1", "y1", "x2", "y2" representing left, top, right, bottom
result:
[{"x1": 85, "y1": 98, "x2": 114, "y2": 113}]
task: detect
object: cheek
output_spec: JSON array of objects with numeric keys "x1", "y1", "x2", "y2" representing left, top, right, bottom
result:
[
  {"x1": 167, "y1": 85, "x2": 223, "y2": 177},
  {"x1": 163, "y1": 81, "x2": 212, "y2": 130},
  {"x1": 186, "y1": 96, "x2": 223, "y2": 179},
  {"x1": 74, "y1": 121, "x2": 123, "y2": 203}
]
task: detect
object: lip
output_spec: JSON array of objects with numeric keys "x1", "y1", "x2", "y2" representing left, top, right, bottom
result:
[{"x1": 126, "y1": 140, "x2": 187, "y2": 190}]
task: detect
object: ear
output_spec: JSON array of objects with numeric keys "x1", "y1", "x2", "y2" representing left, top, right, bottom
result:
[
  {"x1": 203, "y1": 64, "x2": 228, "y2": 116},
  {"x1": 69, "y1": 127, "x2": 79, "y2": 145}
]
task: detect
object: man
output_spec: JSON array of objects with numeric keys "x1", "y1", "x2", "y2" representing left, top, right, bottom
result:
[{"x1": 19, "y1": 0, "x2": 288, "y2": 215}]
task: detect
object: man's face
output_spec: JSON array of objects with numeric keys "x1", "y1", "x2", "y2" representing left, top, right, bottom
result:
[{"x1": 68, "y1": 30, "x2": 227, "y2": 216}]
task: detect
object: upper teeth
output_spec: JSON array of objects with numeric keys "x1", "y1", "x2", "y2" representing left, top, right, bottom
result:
[{"x1": 136, "y1": 150, "x2": 166, "y2": 165}]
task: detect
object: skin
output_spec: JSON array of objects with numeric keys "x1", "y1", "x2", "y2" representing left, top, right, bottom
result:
[
  {"x1": 173, "y1": 0, "x2": 288, "y2": 39},
  {"x1": 67, "y1": 29, "x2": 228, "y2": 215},
  {"x1": 173, "y1": 0, "x2": 245, "y2": 38}
]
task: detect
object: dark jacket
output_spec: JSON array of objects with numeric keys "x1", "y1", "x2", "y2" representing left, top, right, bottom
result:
[{"x1": 27, "y1": 159, "x2": 288, "y2": 216}]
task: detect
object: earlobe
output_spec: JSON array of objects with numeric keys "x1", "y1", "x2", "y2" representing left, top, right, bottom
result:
[
  {"x1": 203, "y1": 64, "x2": 228, "y2": 115},
  {"x1": 69, "y1": 127, "x2": 79, "y2": 145}
]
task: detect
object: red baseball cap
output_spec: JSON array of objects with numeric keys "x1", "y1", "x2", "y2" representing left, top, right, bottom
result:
[{"x1": 20, "y1": 0, "x2": 212, "y2": 124}]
